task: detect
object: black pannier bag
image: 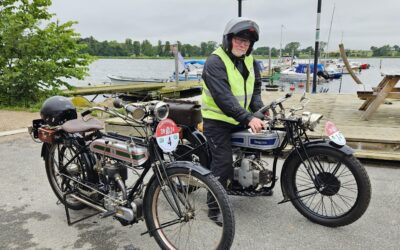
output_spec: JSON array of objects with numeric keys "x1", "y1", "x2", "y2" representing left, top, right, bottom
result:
[{"x1": 164, "y1": 99, "x2": 202, "y2": 127}]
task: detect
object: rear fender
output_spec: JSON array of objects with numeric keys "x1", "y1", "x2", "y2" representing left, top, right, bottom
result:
[
  {"x1": 280, "y1": 139, "x2": 354, "y2": 199},
  {"x1": 41, "y1": 143, "x2": 51, "y2": 160}
]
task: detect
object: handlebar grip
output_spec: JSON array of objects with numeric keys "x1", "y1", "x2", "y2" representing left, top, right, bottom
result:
[
  {"x1": 81, "y1": 110, "x2": 92, "y2": 117},
  {"x1": 253, "y1": 111, "x2": 265, "y2": 119},
  {"x1": 113, "y1": 98, "x2": 124, "y2": 108}
]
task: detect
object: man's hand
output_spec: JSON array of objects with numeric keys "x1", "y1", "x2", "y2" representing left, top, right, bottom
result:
[{"x1": 248, "y1": 117, "x2": 265, "y2": 133}]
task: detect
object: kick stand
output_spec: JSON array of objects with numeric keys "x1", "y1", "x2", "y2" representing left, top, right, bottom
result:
[{"x1": 63, "y1": 192, "x2": 101, "y2": 226}]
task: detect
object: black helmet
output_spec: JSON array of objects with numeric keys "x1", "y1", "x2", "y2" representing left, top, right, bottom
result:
[
  {"x1": 222, "y1": 17, "x2": 260, "y2": 56},
  {"x1": 40, "y1": 96, "x2": 77, "y2": 126}
]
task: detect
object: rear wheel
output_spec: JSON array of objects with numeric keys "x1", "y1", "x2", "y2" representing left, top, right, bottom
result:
[
  {"x1": 144, "y1": 167, "x2": 235, "y2": 250},
  {"x1": 45, "y1": 143, "x2": 87, "y2": 210},
  {"x1": 285, "y1": 147, "x2": 371, "y2": 227}
]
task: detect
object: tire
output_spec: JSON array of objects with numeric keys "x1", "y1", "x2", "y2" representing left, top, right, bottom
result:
[
  {"x1": 285, "y1": 147, "x2": 371, "y2": 227},
  {"x1": 45, "y1": 143, "x2": 87, "y2": 210},
  {"x1": 144, "y1": 167, "x2": 235, "y2": 250}
]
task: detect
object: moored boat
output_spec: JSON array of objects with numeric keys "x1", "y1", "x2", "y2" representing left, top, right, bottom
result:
[{"x1": 107, "y1": 75, "x2": 169, "y2": 84}]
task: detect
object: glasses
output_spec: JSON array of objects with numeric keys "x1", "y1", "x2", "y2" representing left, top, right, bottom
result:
[{"x1": 233, "y1": 37, "x2": 251, "y2": 46}]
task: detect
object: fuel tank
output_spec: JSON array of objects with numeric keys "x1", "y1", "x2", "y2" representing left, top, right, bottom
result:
[
  {"x1": 231, "y1": 129, "x2": 286, "y2": 150},
  {"x1": 90, "y1": 137, "x2": 148, "y2": 166}
]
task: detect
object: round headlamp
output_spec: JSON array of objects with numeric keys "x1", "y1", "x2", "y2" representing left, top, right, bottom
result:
[
  {"x1": 154, "y1": 101, "x2": 169, "y2": 121},
  {"x1": 301, "y1": 111, "x2": 323, "y2": 131}
]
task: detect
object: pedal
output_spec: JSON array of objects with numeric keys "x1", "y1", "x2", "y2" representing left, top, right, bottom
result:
[{"x1": 100, "y1": 210, "x2": 116, "y2": 218}]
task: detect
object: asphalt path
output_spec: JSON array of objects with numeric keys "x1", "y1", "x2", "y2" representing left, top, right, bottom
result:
[{"x1": 0, "y1": 134, "x2": 399, "y2": 250}]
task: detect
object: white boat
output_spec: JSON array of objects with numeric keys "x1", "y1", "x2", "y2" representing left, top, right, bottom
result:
[
  {"x1": 324, "y1": 59, "x2": 360, "y2": 74},
  {"x1": 170, "y1": 60, "x2": 204, "y2": 81},
  {"x1": 107, "y1": 75, "x2": 170, "y2": 84},
  {"x1": 280, "y1": 64, "x2": 330, "y2": 82}
]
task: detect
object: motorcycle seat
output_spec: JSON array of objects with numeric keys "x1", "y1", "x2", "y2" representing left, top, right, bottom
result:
[{"x1": 61, "y1": 118, "x2": 104, "y2": 133}]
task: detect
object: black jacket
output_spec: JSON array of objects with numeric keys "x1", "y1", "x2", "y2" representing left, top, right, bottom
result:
[{"x1": 202, "y1": 53, "x2": 264, "y2": 125}]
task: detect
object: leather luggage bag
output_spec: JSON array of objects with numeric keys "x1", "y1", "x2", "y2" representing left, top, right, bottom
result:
[{"x1": 164, "y1": 99, "x2": 202, "y2": 127}]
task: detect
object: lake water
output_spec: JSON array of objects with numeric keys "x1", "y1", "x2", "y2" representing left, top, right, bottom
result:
[{"x1": 69, "y1": 58, "x2": 400, "y2": 94}]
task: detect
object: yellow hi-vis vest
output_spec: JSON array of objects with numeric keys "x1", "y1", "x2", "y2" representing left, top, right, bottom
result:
[{"x1": 201, "y1": 47, "x2": 255, "y2": 125}]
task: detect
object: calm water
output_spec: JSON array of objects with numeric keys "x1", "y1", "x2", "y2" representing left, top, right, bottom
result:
[{"x1": 70, "y1": 58, "x2": 400, "y2": 94}]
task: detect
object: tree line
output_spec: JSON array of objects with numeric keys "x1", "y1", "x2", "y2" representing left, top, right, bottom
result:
[
  {"x1": 78, "y1": 37, "x2": 218, "y2": 57},
  {"x1": 78, "y1": 38, "x2": 400, "y2": 58}
]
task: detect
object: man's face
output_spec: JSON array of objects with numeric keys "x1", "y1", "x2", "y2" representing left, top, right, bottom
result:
[{"x1": 231, "y1": 36, "x2": 250, "y2": 57}]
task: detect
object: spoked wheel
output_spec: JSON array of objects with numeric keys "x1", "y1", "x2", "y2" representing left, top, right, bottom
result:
[
  {"x1": 144, "y1": 167, "x2": 235, "y2": 250},
  {"x1": 286, "y1": 147, "x2": 371, "y2": 227},
  {"x1": 45, "y1": 143, "x2": 86, "y2": 210}
]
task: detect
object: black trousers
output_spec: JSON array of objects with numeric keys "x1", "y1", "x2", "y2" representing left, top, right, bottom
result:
[{"x1": 203, "y1": 118, "x2": 243, "y2": 188}]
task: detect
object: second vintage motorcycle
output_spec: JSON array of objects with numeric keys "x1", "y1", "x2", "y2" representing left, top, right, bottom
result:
[{"x1": 172, "y1": 93, "x2": 372, "y2": 227}]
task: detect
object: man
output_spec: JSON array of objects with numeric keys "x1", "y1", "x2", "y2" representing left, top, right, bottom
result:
[{"x1": 202, "y1": 17, "x2": 270, "y2": 224}]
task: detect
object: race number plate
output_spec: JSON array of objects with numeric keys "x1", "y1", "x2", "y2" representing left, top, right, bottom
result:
[
  {"x1": 155, "y1": 119, "x2": 180, "y2": 153},
  {"x1": 325, "y1": 121, "x2": 346, "y2": 146}
]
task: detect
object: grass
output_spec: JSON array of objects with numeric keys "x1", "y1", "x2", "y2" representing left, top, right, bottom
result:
[{"x1": 0, "y1": 105, "x2": 41, "y2": 112}]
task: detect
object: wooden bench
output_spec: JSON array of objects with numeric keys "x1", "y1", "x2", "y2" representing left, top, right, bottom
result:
[{"x1": 357, "y1": 72, "x2": 400, "y2": 120}]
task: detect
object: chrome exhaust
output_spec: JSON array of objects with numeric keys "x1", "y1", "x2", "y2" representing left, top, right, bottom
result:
[
  {"x1": 69, "y1": 194, "x2": 134, "y2": 222},
  {"x1": 70, "y1": 194, "x2": 107, "y2": 213}
]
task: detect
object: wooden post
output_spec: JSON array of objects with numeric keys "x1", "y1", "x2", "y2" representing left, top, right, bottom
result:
[
  {"x1": 306, "y1": 64, "x2": 311, "y2": 93},
  {"x1": 268, "y1": 48, "x2": 272, "y2": 76},
  {"x1": 172, "y1": 44, "x2": 179, "y2": 86}
]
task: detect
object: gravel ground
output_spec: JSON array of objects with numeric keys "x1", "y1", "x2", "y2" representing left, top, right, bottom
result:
[{"x1": 0, "y1": 110, "x2": 40, "y2": 131}]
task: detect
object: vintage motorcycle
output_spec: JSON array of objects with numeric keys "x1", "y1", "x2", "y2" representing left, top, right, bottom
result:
[
  {"x1": 29, "y1": 96, "x2": 235, "y2": 250},
  {"x1": 173, "y1": 93, "x2": 372, "y2": 227}
]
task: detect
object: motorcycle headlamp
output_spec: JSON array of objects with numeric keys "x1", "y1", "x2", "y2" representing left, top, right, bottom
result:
[
  {"x1": 301, "y1": 112, "x2": 323, "y2": 131},
  {"x1": 154, "y1": 101, "x2": 169, "y2": 121}
]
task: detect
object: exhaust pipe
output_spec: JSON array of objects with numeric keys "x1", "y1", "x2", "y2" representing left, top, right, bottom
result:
[
  {"x1": 70, "y1": 194, "x2": 107, "y2": 213},
  {"x1": 69, "y1": 194, "x2": 134, "y2": 222}
]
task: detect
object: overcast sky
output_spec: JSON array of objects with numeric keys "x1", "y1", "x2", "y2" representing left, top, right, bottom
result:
[{"x1": 49, "y1": 0, "x2": 399, "y2": 50}]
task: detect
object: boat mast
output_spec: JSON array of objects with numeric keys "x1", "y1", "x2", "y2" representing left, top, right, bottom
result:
[{"x1": 325, "y1": 3, "x2": 336, "y2": 60}]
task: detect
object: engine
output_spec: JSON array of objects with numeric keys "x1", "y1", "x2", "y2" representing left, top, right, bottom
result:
[{"x1": 233, "y1": 155, "x2": 273, "y2": 188}]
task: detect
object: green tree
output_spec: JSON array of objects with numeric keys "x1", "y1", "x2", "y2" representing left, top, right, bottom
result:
[
  {"x1": 133, "y1": 40, "x2": 141, "y2": 56},
  {"x1": 164, "y1": 41, "x2": 171, "y2": 57},
  {"x1": 156, "y1": 40, "x2": 163, "y2": 57},
  {"x1": 125, "y1": 38, "x2": 133, "y2": 55},
  {"x1": 284, "y1": 42, "x2": 301, "y2": 56},
  {"x1": 0, "y1": 0, "x2": 93, "y2": 106},
  {"x1": 141, "y1": 39, "x2": 153, "y2": 56}
]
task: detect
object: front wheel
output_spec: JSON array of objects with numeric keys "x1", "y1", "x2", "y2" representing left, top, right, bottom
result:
[
  {"x1": 144, "y1": 167, "x2": 235, "y2": 250},
  {"x1": 285, "y1": 147, "x2": 371, "y2": 227}
]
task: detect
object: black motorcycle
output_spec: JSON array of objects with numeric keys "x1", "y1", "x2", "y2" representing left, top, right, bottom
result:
[
  {"x1": 173, "y1": 93, "x2": 372, "y2": 227},
  {"x1": 30, "y1": 96, "x2": 235, "y2": 249}
]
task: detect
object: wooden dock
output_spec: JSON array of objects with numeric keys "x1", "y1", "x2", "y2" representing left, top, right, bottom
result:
[
  {"x1": 262, "y1": 92, "x2": 400, "y2": 161},
  {"x1": 63, "y1": 80, "x2": 202, "y2": 100}
]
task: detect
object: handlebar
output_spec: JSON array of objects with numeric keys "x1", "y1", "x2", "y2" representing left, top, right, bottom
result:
[{"x1": 254, "y1": 93, "x2": 292, "y2": 119}]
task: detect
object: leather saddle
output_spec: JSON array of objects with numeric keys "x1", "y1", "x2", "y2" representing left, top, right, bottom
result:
[{"x1": 61, "y1": 118, "x2": 104, "y2": 133}]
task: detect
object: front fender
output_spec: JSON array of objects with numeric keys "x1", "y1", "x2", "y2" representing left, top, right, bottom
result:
[
  {"x1": 280, "y1": 139, "x2": 354, "y2": 200},
  {"x1": 166, "y1": 161, "x2": 211, "y2": 176}
]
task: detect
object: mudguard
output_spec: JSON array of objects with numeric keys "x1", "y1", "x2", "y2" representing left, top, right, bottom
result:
[
  {"x1": 41, "y1": 143, "x2": 51, "y2": 160},
  {"x1": 279, "y1": 139, "x2": 354, "y2": 200},
  {"x1": 166, "y1": 161, "x2": 211, "y2": 176},
  {"x1": 179, "y1": 126, "x2": 211, "y2": 167}
]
